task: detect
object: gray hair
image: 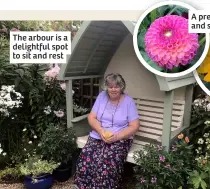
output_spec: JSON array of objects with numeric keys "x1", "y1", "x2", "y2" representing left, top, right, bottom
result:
[{"x1": 103, "y1": 73, "x2": 126, "y2": 93}]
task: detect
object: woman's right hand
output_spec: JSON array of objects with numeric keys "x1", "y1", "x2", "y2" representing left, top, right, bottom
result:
[
  {"x1": 98, "y1": 128, "x2": 107, "y2": 142},
  {"x1": 98, "y1": 129, "x2": 113, "y2": 143}
]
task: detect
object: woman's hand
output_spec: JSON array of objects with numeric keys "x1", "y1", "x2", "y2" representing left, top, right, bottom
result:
[
  {"x1": 105, "y1": 133, "x2": 119, "y2": 144},
  {"x1": 98, "y1": 129, "x2": 109, "y2": 142}
]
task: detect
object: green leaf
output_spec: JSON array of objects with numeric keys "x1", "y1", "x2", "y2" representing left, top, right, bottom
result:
[
  {"x1": 167, "y1": 5, "x2": 178, "y2": 15},
  {"x1": 199, "y1": 36, "x2": 206, "y2": 46},
  {"x1": 150, "y1": 9, "x2": 156, "y2": 23},
  {"x1": 137, "y1": 30, "x2": 146, "y2": 49},
  {"x1": 15, "y1": 69, "x2": 24, "y2": 77},
  {"x1": 167, "y1": 66, "x2": 180, "y2": 73},
  {"x1": 200, "y1": 180, "x2": 207, "y2": 189},
  {"x1": 148, "y1": 61, "x2": 164, "y2": 71}
]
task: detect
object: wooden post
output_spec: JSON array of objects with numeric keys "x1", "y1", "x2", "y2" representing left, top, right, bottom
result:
[
  {"x1": 162, "y1": 90, "x2": 174, "y2": 151},
  {"x1": 66, "y1": 80, "x2": 73, "y2": 128},
  {"x1": 90, "y1": 78, "x2": 93, "y2": 107},
  {"x1": 183, "y1": 84, "x2": 194, "y2": 128}
]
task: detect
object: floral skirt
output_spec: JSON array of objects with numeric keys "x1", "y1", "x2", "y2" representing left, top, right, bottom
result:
[{"x1": 73, "y1": 136, "x2": 133, "y2": 189}]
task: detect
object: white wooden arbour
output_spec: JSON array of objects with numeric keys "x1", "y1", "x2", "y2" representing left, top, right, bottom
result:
[{"x1": 58, "y1": 21, "x2": 195, "y2": 163}]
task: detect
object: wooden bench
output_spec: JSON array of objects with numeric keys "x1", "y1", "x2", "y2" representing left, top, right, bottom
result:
[{"x1": 73, "y1": 96, "x2": 185, "y2": 164}]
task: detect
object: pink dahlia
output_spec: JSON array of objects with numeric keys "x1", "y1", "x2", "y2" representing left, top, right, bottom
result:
[{"x1": 144, "y1": 15, "x2": 199, "y2": 69}]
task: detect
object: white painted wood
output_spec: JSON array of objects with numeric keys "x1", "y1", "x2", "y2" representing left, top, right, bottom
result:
[
  {"x1": 138, "y1": 110, "x2": 182, "y2": 121},
  {"x1": 139, "y1": 127, "x2": 162, "y2": 135},
  {"x1": 71, "y1": 114, "x2": 88, "y2": 123},
  {"x1": 162, "y1": 91, "x2": 174, "y2": 151},
  {"x1": 66, "y1": 80, "x2": 73, "y2": 128},
  {"x1": 135, "y1": 132, "x2": 160, "y2": 140},
  {"x1": 139, "y1": 121, "x2": 177, "y2": 131},
  {"x1": 64, "y1": 75, "x2": 103, "y2": 80}
]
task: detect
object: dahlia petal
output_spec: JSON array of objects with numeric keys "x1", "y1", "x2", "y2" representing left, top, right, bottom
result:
[{"x1": 144, "y1": 15, "x2": 199, "y2": 70}]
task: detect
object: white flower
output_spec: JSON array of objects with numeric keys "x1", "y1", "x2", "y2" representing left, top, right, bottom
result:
[
  {"x1": 205, "y1": 96, "x2": 210, "y2": 102},
  {"x1": 2, "y1": 153, "x2": 6, "y2": 156},
  {"x1": 44, "y1": 106, "x2": 51, "y2": 115},
  {"x1": 0, "y1": 85, "x2": 23, "y2": 117},
  {"x1": 143, "y1": 151, "x2": 148, "y2": 155},
  {"x1": 198, "y1": 138, "x2": 204, "y2": 144},
  {"x1": 205, "y1": 121, "x2": 210, "y2": 125},
  {"x1": 0, "y1": 148, "x2": 3, "y2": 154},
  {"x1": 28, "y1": 141, "x2": 32, "y2": 144},
  {"x1": 38, "y1": 143, "x2": 42, "y2": 147},
  {"x1": 195, "y1": 149, "x2": 199, "y2": 154},
  {"x1": 23, "y1": 128, "x2": 27, "y2": 132},
  {"x1": 204, "y1": 133, "x2": 209, "y2": 138},
  {"x1": 193, "y1": 99, "x2": 201, "y2": 106},
  {"x1": 34, "y1": 135, "x2": 37, "y2": 139},
  {"x1": 24, "y1": 148, "x2": 26, "y2": 151}
]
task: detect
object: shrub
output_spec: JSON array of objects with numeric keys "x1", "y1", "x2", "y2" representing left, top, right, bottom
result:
[
  {"x1": 37, "y1": 124, "x2": 77, "y2": 165},
  {"x1": 133, "y1": 134, "x2": 194, "y2": 189}
]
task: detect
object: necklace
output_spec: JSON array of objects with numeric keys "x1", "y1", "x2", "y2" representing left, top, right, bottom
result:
[{"x1": 99, "y1": 95, "x2": 121, "y2": 128}]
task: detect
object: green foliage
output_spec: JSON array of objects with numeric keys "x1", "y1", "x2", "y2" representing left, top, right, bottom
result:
[
  {"x1": 186, "y1": 96, "x2": 210, "y2": 148},
  {"x1": 0, "y1": 166, "x2": 21, "y2": 182},
  {"x1": 188, "y1": 170, "x2": 208, "y2": 189},
  {"x1": 133, "y1": 135, "x2": 194, "y2": 189},
  {"x1": 19, "y1": 156, "x2": 59, "y2": 179},
  {"x1": 0, "y1": 20, "x2": 85, "y2": 165},
  {"x1": 187, "y1": 124, "x2": 210, "y2": 189},
  {"x1": 37, "y1": 125, "x2": 77, "y2": 165}
]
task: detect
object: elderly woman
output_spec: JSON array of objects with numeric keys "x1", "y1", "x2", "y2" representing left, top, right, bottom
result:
[{"x1": 73, "y1": 73, "x2": 139, "y2": 189}]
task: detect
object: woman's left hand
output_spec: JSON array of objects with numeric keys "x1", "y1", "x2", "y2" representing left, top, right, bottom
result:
[{"x1": 106, "y1": 133, "x2": 119, "y2": 144}]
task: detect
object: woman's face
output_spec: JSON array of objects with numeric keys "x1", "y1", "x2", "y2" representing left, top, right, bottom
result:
[{"x1": 107, "y1": 82, "x2": 121, "y2": 100}]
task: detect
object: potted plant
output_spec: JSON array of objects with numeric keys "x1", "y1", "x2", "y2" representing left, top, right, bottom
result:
[
  {"x1": 38, "y1": 124, "x2": 77, "y2": 182},
  {"x1": 19, "y1": 156, "x2": 59, "y2": 189}
]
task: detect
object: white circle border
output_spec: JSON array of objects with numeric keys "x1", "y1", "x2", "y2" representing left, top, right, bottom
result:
[
  {"x1": 133, "y1": 0, "x2": 210, "y2": 78},
  {"x1": 194, "y1": 70, "x2": 210, "y2": 96}
]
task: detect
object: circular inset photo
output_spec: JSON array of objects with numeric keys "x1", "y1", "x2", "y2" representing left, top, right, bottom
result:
[
  {"x1": 133, "y1": 1, "x2": 209, "y2": 78},
  {"x1": 194, "y1": 45, "x2": 210, "y2": 96}
]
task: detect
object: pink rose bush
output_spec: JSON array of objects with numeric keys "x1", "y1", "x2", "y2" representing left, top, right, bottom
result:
[
  {"x1": 144, "y1": 15, "x2": 199, "y2": 70},
  {"x1": 44, "y1": 64, "x2": 60, "y2": 80}
]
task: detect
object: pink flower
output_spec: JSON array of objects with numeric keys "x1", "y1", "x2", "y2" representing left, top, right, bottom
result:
[
  {"x1": 140, "y1": 178, "x2": 146, "y2": 183},
  {"x1": 10, "y1": 28, "x2": 20, "y2": 31},
  {"x1": 60, "y1": 83, "x2": 66, "y2": 90},
  {"x1": 144, "y1": 15, "x2": 199, "y2": 69},
  {"x1": 1, "y1": 27, "x2": 7, "y2": 33},
  {"x1": 44, "y1": 64, "x2": 60, "y2": 79},
  {"x1": 54, "y1": 110, "x2": 64, "y2": 118},
  {"x1": 87, "y1": 158, "x2": 90, "y2": 162},
  {"x1": 157, "y1": 145, "x2": 163, "y2": 151},
  {"x1": 151, "y1": 177, "x2": 157, "y2": 183},
  {"x1": 159, "y1": 155, "x2": 165, "y2": 162},
  {"x1": 164, "y1": 164, "x2": 171, "y2": 169},
  {"x1": 172, "y1": 145, "x2": 177, "y2": 152}
]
